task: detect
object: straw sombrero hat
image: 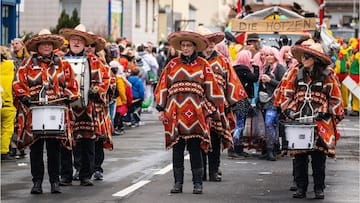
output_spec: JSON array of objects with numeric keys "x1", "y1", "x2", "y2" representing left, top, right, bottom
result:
[
  {"x1": 25, "y1": 29, "x2": 64, "y2": 52},
  {"x1": 95, "y1": 36, "x2": 106, "y2": 52},
  {"x1": 87, "y1": 31, "x2": 107, "y2": 52},
  {"x1": 168, "y1": 31, "x2": 209, "y2": 52},
  {"x1": 196, "y1": 27, "x2": 225, "y2": 45},
  {"x1": 291, "y1": 40, "x2": 332, "y2": 65},
  {"x1": 59, "y1": 24, "x2": 96, "y2": 45}
]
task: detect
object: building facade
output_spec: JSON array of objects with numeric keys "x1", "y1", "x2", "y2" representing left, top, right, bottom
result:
[{"x1": 14, "y1": 0, "x2": 158, "y2": 45}]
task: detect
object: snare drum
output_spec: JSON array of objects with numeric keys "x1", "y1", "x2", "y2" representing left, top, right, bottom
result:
[
  {"x1": 31, "y1": 105, "x2": 67, "y2": 134},
  {"x1": 64, "y1": 56, "x2": 90, "y2": 108},
  {"x1": 284, "y1": 122, "x2": 316, "y2": 150}
]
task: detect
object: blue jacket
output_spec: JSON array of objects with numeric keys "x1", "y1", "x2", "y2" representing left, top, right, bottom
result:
[{"x1": 127, "y1": 75, "x2": 145, "y2": 100}]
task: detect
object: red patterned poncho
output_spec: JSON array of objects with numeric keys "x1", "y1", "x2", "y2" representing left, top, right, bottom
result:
[
  {"x1": 206, "y1": 51, "x2": 248, "y2": 149},
  {"x1": 155, "y1": 56, "x2": 226, "y2": 152},
  {"x1": 273, "y1": 65, "x2": 345, "y2": 157},
  {"x1": 12, "y1": 53, "x2": 79, "y2": 149}
]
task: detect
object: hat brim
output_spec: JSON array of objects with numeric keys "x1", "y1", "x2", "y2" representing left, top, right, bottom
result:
[
  {"x1": 205, "y1": 32, "x2": 225, "y2": 44},
  {"x1": 25, "y1": 34, "x2": 64, "y2": 52},
  {"x1": 95, "y1": 37, "x2": 106, "y2": 52},
  {"x1": 291, "y1": 45, "x2": 332, "y2": 65},
  {"x1": 168, "y1": 31, "x2": 209, "y2": 52},
  {"x1": 59, "y1": 28, "x2": 96, "y2": 45}
]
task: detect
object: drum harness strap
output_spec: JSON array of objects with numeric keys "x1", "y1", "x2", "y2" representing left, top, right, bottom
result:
[
  {"x1": 31, "y1": 54, "x2": 61, "y2": 103},
  {"x1": 296, "y1": 67, "x2": 330, "y2": 121},
  {"x1": 64, "y1": 56, "x2": 89, "y2": 108}
]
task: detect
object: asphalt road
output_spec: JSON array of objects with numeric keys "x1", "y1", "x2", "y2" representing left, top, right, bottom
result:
[{"x1": 1, "y1": 112, "x2": 359, "y2": 203}]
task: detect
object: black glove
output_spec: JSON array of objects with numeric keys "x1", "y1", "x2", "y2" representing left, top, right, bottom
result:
[
  {"x1": 284, "y1": 109, "x2": 296, "y2": 120},
  {"x1": 64, "y1": 96, "x2": 72, "y2": 105},
  {"x1": 21, "y1": 96, "x2": 32, "y2": 107},
  {"x1": 88, "y1": 91, "x2": 101, "y2": 101}
]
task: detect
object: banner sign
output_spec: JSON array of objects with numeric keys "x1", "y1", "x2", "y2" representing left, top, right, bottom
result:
[{"x1": 231, "y1": 18, "x2": 317, "y2": 32}]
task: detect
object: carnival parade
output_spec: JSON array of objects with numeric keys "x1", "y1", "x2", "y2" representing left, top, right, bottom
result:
[{"x1": 0, "y1": 0, "x2": 359, "y2": 202}]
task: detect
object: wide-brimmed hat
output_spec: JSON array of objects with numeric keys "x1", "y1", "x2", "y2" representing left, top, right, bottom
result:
[
  {"x1": 196, "y1": 27, "x2": 225, "y2": 45},
  {"x1": 25, "y1": 29, "x2": 64, "y2": 52},
  {"x1": 87, "y1": 31, "x2": 106, "y2": 52},
  {"x1": 168, "y1": 31, "x2": 209, "y2": 52},
  {"x1": 94, "y1": 36, "x2": 106, "y2": 52},
  {"x1": 246, "y1": 33, "x2": 260, "y2": 41},
  {"x1": 291, "y1": 40, "x2": 332, "y2": 65},
  {"x1": 59, "y1": 24, "x2": 96, "y2": 45}
]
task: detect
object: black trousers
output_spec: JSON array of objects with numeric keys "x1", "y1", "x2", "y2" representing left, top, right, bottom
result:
[
  {"x1": 294, "y1": 151, "x2": 326, "y2": 191},
  {"x1": 94, "y1": 138, "x2": 105, "y2": 173},
  {"x1": 30, "y1": 138, "x2": 60, "y2": 183},
  {"x1": 202, "y1": 130, "x2": 221, "y2": 175},
  {"x1": 173, "y1": 138, "x2": 202, "y2": 170},
  {"x1": 60, "y1": 138, "x2": 95, "y2": 181}
]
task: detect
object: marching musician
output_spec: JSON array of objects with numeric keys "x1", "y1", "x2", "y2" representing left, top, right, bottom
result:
[
  {"x1": 12, "y1": 29, "x2": 79, "y2": 194},
  {"x1": 273, "y1": 39, "x2": 344, "y2": 199},
  {"x1": 59, "y1": 24, "x2": 110, "y2": 187}
]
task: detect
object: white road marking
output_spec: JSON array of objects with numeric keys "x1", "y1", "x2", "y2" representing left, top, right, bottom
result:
[
  {"x1": 112, "y1": 180, "x2": 151, "y2": 197},
  {"x1": 154, "y1": 164, "x2": 173, "y2": 175},
  {"x1": 112, "y1": 153, "x2": 190, "y2": 197}
]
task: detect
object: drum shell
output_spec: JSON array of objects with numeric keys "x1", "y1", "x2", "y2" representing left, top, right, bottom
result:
[
  {"x1": 31, "y1": 105, "x2": 67, "y2": 134},
  {"x1": 283, "y1": 122, "x2": 316, "y2": 150}
]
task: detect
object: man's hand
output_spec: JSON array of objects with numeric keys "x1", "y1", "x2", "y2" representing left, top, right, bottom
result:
[
  {"x1": 284, "y1": 109, "x2": 296, "y2": 120},
  {"x1": 158, "y1": 111, "x2": 165, "y2": 121},
  {"x1": 21, "y1": 96, "x2": 32, "y2": 107}
]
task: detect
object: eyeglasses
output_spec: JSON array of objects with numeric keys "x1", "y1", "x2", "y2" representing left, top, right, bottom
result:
[
  {"x1": 180, "y1": 43, "x2": 194, "y2": 48},
  {"x1": 87, "y1": 44, "x2": 96, "y2": 48},
  {"x1": 302, "y1": 53, "x2": 312, "y2": 60}
]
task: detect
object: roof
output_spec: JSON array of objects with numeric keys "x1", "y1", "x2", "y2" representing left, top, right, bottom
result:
[{"x1": 242, "y1": 6, "x2": 304, "y2": 20}]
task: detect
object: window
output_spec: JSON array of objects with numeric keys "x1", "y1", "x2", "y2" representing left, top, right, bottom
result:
[
  {"x1": 135, "y1": 0, "x2": 140, "y2": 27},
  {"x1": 61, "y1": 0, "x2": 81, "y2": 16}
]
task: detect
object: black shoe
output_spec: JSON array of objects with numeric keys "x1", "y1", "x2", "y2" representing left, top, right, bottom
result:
[
  {"x1": 349, "y1": 111, "x2": 359, "y2": 117},
  {"x1": 314, "y1": 189, "x2": 325, "y2": 199},
  {"x1": 18, "y1": 150, "x2": 26, "y2": 158},
  {"x1": 217, "y1": 169, "x2": 222, "y2": 176},
  {"x1": 227, "y1": 149, "x2": 242, "y2": 158},
  {"x1": 292, "y1": 189, "x2": 306, "y2": 198},
  {"x1": 93, "y1": 171, "x2": 103, "y2": 181},
  {"x1": 30, "y1": 181, "x2": 43, "y2": 194},
  {"x1": 51, "y1": 182, "x2": 61, "y2": 194},
  {"x1": 59, "y1": 178, "x2": 72, "y2": 186},
  {"x1": 80, "y1": 179, "x2": 93, "y2": 186},
  {"x1": 193, "y1": 183, "x2": 203, "y2": 194},
  {"x1": 1, "y1": 154, "x2": 16, "y2": 161},
  {"x1": 209, "y1": 173, "x2": 221, "y2": 182},
  {"x1": 114, "y1": 129, "x2": 125, "y2": 135},
  {"x1": 73, "y1": 170, "x2": 80, "y2": 181},
  {"x1": 170, "y1": 182, "x2": 183, "y2": 193},
  {"x1": 9, "y1": 148, "x2": 17, "y2": 157}
]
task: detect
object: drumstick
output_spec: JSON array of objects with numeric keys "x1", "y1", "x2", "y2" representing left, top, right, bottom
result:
[
  {"x1": 30, "y1": 97, "x2": 67, "y2": 104},
  {"x1": 295, "y1": 115, "x2": 316, "y2": 121}
]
